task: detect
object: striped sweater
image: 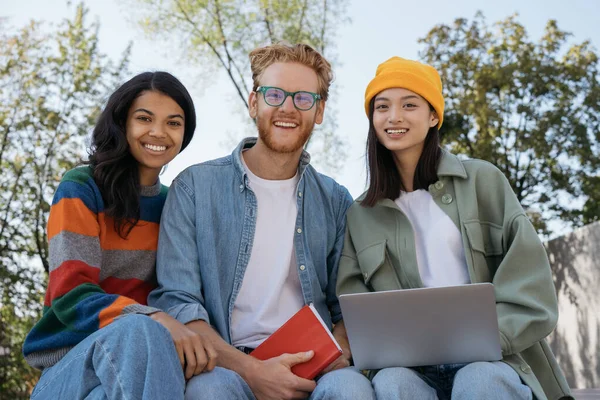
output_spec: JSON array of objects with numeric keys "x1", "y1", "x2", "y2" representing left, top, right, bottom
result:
[{"x1": 23, "y1": 166, "x2": 167, "y2": 369}]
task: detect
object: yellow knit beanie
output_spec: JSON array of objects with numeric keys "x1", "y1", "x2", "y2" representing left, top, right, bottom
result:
[{"x1": 364, "y1": 57, "x2": 444, "y2": 128}]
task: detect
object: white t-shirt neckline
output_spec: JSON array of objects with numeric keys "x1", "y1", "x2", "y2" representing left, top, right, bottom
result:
[{"x1": 394, "y1": 189, "x2": 470, "y2": 288}]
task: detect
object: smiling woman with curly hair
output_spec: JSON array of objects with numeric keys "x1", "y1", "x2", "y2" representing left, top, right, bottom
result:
[{"x1": 23, "y1": 71, "x2": 217, "y2": 400}]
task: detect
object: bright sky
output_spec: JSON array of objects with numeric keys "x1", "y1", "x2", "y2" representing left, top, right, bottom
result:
[{"x1": 4, "y1": 0, "x2": 600, "y2": 203}]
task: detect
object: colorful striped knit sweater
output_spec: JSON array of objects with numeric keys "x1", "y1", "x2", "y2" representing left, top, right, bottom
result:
[{"x1": 23, "y1": 166, "x2": 168, "y2": 369}]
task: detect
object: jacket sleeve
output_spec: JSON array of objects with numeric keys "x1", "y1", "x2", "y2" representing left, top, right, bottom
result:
[
  {"x1": 148, "y1": 171, "x2": 210, "y2": 325},
  {"x1": 336, "y1": 217, "x2": 371, "y2": 297},
  {"x1": 491, "y1": 178, "x2": 558, "y2": 356}
]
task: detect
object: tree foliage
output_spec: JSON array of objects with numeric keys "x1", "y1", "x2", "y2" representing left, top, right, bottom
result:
[{"x1": 419, "y1": 13, "x2": 600, "y2": 234}]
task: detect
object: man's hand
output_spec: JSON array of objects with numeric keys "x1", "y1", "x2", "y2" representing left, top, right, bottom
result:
[
  {"x1": 321, "y1": 320, "x2": 352, "y2": 374},
  {"x1": 150, "y1": 311, "x2": 218, "y2": 379},
  {"x1": 244, "y1": 351, "x2": 317, "y2": 400}
]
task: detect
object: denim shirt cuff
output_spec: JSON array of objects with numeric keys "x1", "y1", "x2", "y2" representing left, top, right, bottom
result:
[{"x1": 168, "y1": 303, "x2": 210, "y2": 325}]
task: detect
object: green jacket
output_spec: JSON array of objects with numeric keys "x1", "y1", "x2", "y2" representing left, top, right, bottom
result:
[{"x1": 336, "y1": 151, "x2": 572, "y2": 400}]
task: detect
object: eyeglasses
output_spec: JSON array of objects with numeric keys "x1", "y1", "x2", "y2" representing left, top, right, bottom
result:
[{"x1": 256, "y1": 86, "x2": 321, "y2": 111}]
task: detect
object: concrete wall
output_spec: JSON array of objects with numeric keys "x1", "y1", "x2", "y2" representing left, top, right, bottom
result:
[{"x1": 546, "y1": 221, "x2": 600, "y2": 389}]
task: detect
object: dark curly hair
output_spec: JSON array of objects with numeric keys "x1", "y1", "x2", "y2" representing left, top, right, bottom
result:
[{"x1": 88, "y1": 72, "x2": 195, "y2": 237}]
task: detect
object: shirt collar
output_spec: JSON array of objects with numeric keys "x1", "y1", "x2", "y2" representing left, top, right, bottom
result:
[
  {"x1": 232, "y1": 137, "x2": 312, "y2": 185},
  {"x1": 437, "y1": 149, "x2": 468, "y2": 179}
]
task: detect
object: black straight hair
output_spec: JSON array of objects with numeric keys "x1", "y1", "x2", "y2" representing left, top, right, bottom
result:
[
  {"x1": 362, "y1": 97, "x2": 442, "y2": 207},
  {"x1": 87, "y1": 71, "x2": 196, "y2": 237}
]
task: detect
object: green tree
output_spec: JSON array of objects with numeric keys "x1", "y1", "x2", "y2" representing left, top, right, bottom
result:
[
  {"x1": 419, "y1": 13, "x2": 600, "y2": 234},
  {"x1": 0, "y1": 4, "x2": 130, "y2": 397},
  {"x1": 0, "y1": 293, "x2": 40, "y2": 399},
  {"x1": 128, "y1": 0, "x2": 350, "y2": 173}
]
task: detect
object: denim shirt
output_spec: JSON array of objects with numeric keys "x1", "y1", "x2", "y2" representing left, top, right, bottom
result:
[{"x1": 149, "y1": 137, "x2": 353, "y2": 344}]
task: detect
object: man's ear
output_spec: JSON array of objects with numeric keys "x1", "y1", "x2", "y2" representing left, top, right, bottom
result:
[
  {"x1": 315, "y1": 100, "x2": 326, "y2": 125},
  {"x1": 249, "y1": 91, "x2": 258, "y2": 119},
  {"x1": 430, "y1": 110, "x2": 440, "y2": 128}
]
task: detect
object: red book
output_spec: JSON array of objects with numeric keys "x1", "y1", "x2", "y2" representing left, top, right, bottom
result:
[{"x1": 250, "y1": 303, "x2": 343, "y2": 379}]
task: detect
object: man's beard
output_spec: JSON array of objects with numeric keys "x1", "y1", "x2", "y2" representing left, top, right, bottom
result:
[{"x1": 256, "y1": 114, "x2": 315, "y2": 154}]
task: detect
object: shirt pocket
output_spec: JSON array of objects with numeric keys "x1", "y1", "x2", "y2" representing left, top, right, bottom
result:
[
  {"x1": 356, "y1": 241, "x2": 402, "y2": 292},
  {"x1": 463, "y1": 220, "x2": 504, "y2": 276}
]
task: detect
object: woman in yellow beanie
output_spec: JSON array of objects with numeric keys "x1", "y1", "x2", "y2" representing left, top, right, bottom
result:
[{"x1": 336, "y1": 57, "x2": 572, "y2": 400}]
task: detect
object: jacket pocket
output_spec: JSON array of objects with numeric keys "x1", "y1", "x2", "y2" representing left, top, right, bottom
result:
[
  {"x1": 464, "y1": 220, "x2": 504, "y2": 276},
  {"x1": 356, "y1": 241, "x2": 401, "y2": 291}
]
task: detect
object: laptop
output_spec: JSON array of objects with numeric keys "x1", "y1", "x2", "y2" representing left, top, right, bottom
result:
[{"x1": 338, "y1": 283, "x2": 502, "y2": 370}]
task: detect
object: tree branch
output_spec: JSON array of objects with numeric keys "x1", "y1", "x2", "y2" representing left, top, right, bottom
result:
[
  {"x1": 174, "y1": 0, "x2": 249, "y2": 109},
  {"x1": 33, "y1": 198, "x2": 49, "y2": 273},
  {"x1": 0, "y1": 166, "x2": 25, "y2": 257},
  {"x1": 260, "y1": 2, "x2": 276, "y2": 43},
  {"x1": 461, "y1": 129, "x2": 475, "y2": 155},
  {"x1": 214, "y1": 0, "x2": 250, "y2": 98},
  {"x1": 293, "y1": 0, "x2": 309, "y2": 44},
  {"x1": 0, "y1": 107, "x2": 19, "y2": 166},
  {"x1": 318, "y1": 0, "x2": 328, "y2": 54},
  {"x1": 516, "y1": 157, "x2": 535, "y2": 203}
]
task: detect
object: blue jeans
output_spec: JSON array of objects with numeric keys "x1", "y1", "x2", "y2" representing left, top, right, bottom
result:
[
  {"x1": 30, "y1": 314, "x2": 184, "y2": 400},
  {"x1": 372, "y1": 362, "x2": 532, "y2": 399},
  {"x1": 184, "y1": 366, "x2": 375, "y2": 400}
]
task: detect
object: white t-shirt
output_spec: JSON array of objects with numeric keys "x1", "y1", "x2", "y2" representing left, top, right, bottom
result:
[
  {"x1": 230, "y1": 156, "x2": 304, "y2": 348},
  {"x1": 394, "y1": 189, "x2": 470, "y2": 287}
]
